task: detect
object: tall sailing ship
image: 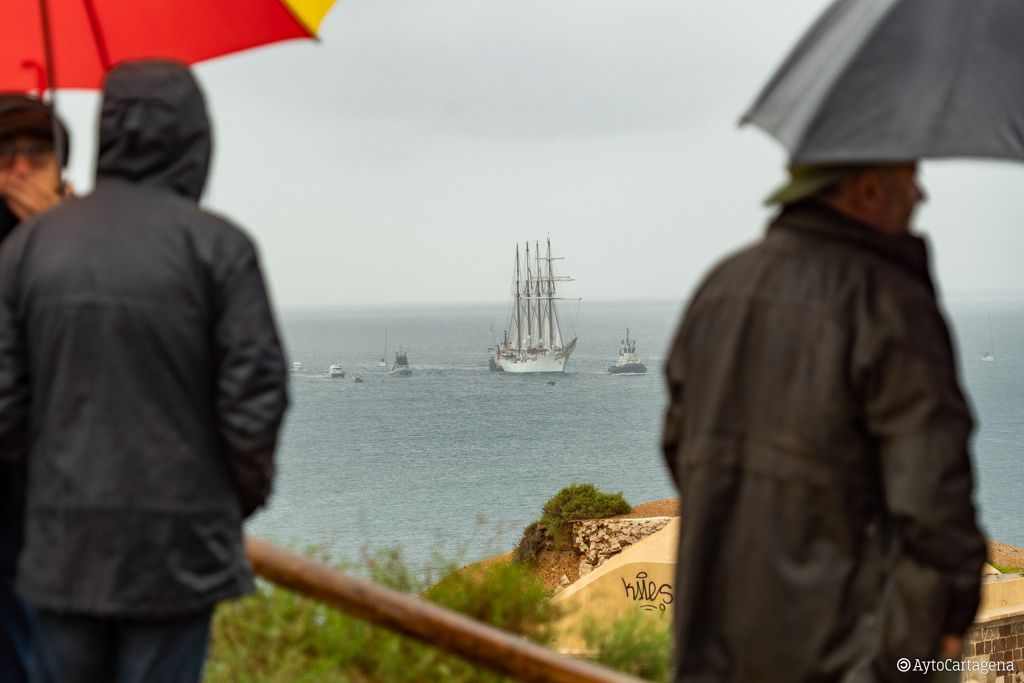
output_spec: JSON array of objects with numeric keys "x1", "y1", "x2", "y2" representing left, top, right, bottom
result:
[{"x1": 492, "y1": 238, "x2": 578, "y2": 374}]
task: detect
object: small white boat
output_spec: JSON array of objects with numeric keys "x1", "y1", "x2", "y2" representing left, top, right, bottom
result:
[
  {"x1": 328, "y1": 363, "x2": 345, "y2": 378},
  {"x1": 291, "y1": 361, "x2": 303, "y2": 371}
]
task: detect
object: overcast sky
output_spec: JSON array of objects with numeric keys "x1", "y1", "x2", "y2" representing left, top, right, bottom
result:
[{"x1": 55, "y1": 0, "x2": 1024, "y2": 309}]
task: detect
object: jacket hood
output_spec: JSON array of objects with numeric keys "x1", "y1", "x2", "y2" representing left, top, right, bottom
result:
[{"x1": 96, "y1": 60, "x2": 211, "y2": 201}]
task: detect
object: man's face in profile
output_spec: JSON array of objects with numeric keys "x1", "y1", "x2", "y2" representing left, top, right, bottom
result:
[
  {"x1": 0, "y1": 134, "x2": 61, "y2": 221},
  {"x1": 877, "y1": 163, "x2": 925, "y2": 235}
]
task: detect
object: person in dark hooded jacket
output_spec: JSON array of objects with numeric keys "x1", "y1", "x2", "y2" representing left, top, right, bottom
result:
[
  {"x1": 0, "y1": 93, "x2": 71, "y2": 683},
  {"x1": 0, "y1": 61, "x2": 288, "y2": 683},
  {"x1": 662, "y1": 163, "x2": 986, "y2": 682}
]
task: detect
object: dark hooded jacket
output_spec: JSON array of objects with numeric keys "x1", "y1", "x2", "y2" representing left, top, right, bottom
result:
[
  {"x1": 0, "y1": 61, "x2": 288, "y2": 616},
  {"x1": 0, "y1": 94, "x2": 70, "y2": 577},
  {"x1": 0, "y1": 204, "x2": 24, "y2": 577},
  {"x1": 662, "y1": 202, "x2": 985, "y2": 682}
]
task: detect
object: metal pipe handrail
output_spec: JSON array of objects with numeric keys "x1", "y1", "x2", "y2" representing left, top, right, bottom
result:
[{"x1": 245, "y1": 536, "x2": 644, "y2": 683}]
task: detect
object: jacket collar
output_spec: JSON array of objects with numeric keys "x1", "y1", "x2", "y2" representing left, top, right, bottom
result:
[{"x1": 767, "y1": 201, "x2": 935, "y2": 293}]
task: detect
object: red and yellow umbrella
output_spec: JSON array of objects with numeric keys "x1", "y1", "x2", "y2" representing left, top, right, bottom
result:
[{"x1": 0, "y1": 0, "x2": 336, "y2": 92}]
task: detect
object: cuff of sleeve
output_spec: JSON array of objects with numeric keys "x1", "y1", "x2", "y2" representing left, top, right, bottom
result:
[{"x1": 943, "y1": 586, "x2": 982, "y2": 634}]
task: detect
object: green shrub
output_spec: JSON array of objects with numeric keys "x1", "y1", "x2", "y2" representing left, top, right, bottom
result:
[
  {"x1": 205, "y1": 548, "x2": 556, "y2": 682},
  {"x1": 540, "y1": 483, "x2": 631, "y2": 544},
  {"x1": 583, "y1": 611, "x2": 673, "y2": 682},
  {"x1": 512, "y1": 521, "x2": 548, "y2": 565},
  {"x1": 425, "y1": 559, "x2": 558, "y2": 642}
]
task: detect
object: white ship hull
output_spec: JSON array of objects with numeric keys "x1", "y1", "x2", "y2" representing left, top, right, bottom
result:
[
  {"x1": 497, "y1": 338, "x2": 576, "y2": 374},
  {"x1": 498, "y1": 353, "x2": 567, "y2": 374}
]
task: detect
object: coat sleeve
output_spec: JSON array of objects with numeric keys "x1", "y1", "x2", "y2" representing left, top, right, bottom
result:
[
  {"x1": 662, "y1": 319, "x2": 686, "y2": 489},
  {"x1": 213, "y1": 239, "x2": 289, "y2": 518},
  {"x1": 0, "y1": 232, "x2": 29, "y2": 464},
  {"x1": 856, "y1": 285, "x2": 986, "y2": 635}
]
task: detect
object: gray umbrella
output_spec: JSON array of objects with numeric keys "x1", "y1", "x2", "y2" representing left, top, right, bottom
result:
[{"x1": 741, "y1": 0, "x2": 1024, "y2": 165}]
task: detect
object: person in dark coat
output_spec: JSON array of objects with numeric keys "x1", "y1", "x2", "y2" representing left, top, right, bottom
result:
[
  {"x1": 0, "y1": 94, "x2": 71, "y2": 683},
  {"x1": 0, "y1": 60, "x2": 288, "y2": 683},
  {"x1": 662, "y1": 163, "x2": 986, "y2": 682}
]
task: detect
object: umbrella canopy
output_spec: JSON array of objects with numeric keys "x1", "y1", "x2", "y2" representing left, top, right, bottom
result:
[
  {"x1": 741, "y1": 0, "x2": 1024, "y2": 165},
  {"x1": 0, "y1": 0, "x2": 336, "y2": 92}
]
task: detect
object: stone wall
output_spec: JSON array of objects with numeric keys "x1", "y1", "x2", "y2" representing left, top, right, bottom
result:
[
  {"x1": 959, "y1": 574, "x2": 1024, "y2": 682},
  {"x1": 571, "y1": 517, "x2": 671, "y2": 577},
  {"x1": 962, "y1": 616, "x2": 1024, "y2": 682}
]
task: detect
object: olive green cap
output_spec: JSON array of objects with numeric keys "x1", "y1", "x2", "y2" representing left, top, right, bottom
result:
[{"x1": 764, "y1": 165, "x2": 861, "y2": 206}]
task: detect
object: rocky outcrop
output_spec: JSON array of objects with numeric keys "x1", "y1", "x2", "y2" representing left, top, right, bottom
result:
[{"x1": 572, "y1": 517, "x2": 672, "y2": 576}]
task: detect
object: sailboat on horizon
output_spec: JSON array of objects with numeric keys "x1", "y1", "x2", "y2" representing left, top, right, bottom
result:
[
  {"x1": 491, "y1": 238, "x2": 578, "y2": 374},
  {"x1": 982, "y1": 315, "x2": 996, "y2": 362},
  {"x1": 377, "y1": 330, "x2": 388, "y2": 368}
]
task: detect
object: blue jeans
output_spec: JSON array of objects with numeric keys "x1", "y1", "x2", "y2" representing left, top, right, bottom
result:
[
  {"x1": 0, "y1": 573, "x2": 33, "y2": 683},
  {"x1": 30, "y1": 608, "x2": 212, "y2": 683}
]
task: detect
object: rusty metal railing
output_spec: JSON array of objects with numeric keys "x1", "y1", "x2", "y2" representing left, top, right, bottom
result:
[{"x1": 245, "y1": 537, "x2": 644, "y2": 683}]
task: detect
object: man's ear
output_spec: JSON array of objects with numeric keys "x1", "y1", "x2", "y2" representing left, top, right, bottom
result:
[{"x1": 854, "y1": 170, "x2": 884, "y2": 213}]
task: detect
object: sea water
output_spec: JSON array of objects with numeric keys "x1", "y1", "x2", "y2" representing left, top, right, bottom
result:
[{"x1": 248, "y1": 299, "x2": 1024, "y2": 569}]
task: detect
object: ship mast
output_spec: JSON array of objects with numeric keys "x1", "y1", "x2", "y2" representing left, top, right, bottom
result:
[
  {"x1": 515, "y1": 244, "x2": 522, "y2": 352},
  {"x1": 546, "y1": 237, "x2": 555, "y2": 349},
  {"x1": 535, "y1": 241, "x2": 543, "y2": 348},
  {"x1": 524, "y1": 242, "x2": 532, "y2": 348}
]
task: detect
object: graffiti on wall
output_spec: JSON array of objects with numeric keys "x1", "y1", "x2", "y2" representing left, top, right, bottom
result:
[{"x1": 621, "y1": 571, "x2": 673, "y2": 612}]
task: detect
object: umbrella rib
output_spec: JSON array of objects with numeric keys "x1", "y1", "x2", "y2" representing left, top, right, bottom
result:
[
  {"x1": 36, "y1": 0, "x2": 66, "y2": 169},
  {"x1": 36, "y1": 0, "x2": 58, "y2": 93},
  {"x1": 82, "y1": 0, "x2": 113, "y2": 71}
]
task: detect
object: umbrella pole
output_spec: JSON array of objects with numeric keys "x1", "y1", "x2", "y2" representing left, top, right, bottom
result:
[{"x1": 36, "y1": 0, "x2": 65, "y2": 172}]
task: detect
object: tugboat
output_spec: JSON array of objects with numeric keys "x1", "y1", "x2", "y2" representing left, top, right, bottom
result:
[
  {"x1": 608, "y1": 329, "x2": 647, "y2": 374},
  {"x1": 487, "y1": 323, "x2": 503, "y2": 372},
  {"x1": 328, "y1": 363, "x2": 345, "y2": 378},
  {"x1": 488, "y1": 350, "x2": 503, "y2": 372},
  {"x1": 390, "y1": 350, "x2": 412, "y2": 377}
]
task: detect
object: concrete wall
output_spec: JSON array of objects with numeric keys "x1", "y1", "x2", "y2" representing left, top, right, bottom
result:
[{"x1": 553, "y1": 519, "x2": 677, "y2": 653}]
